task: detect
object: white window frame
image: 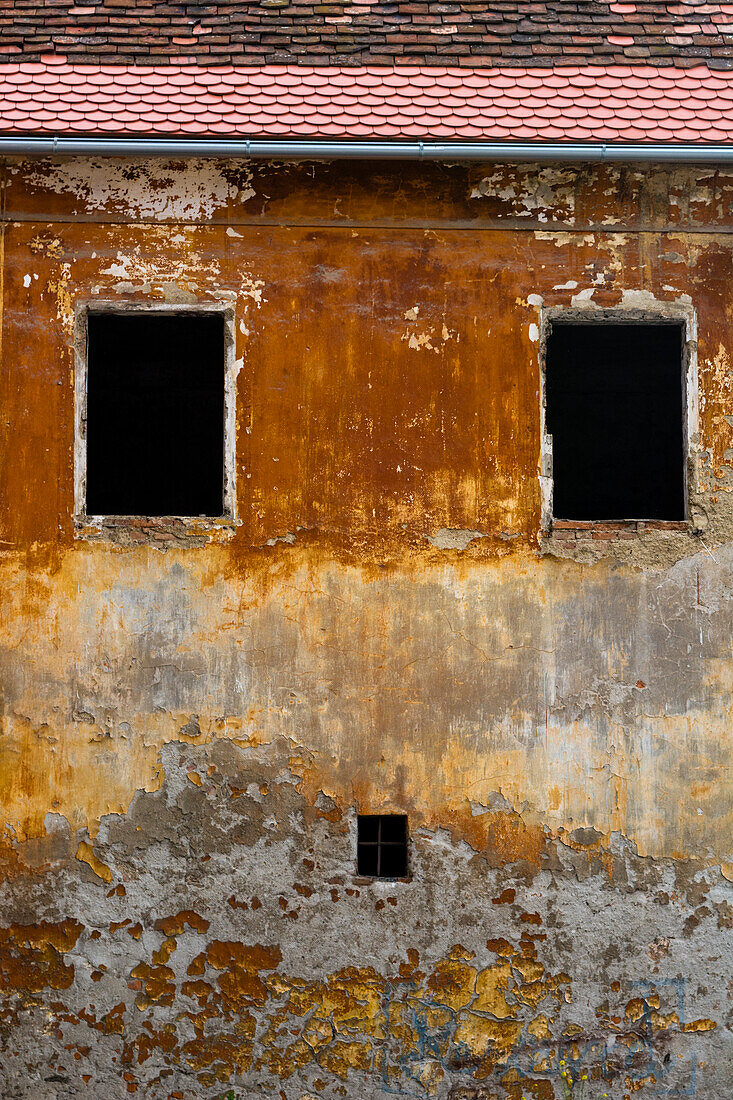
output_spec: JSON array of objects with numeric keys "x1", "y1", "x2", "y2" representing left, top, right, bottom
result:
[
  {"x1": 74, "y1": 301, "x2": 238, "y2": 531},
  {"x1": 538, "y1": 301, "x2": 698, "y2": 532}
]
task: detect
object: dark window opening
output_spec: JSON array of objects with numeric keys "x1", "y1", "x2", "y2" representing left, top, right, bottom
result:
[
  {"x1": 85, "y1": 312, "x2": 226, "y2": 518},
  {"x1": 357, "y1": 815, "x2": 408, "y2": 878},
  {"x1": 545, "y1": 321, "x2": 686, "y2": 522}
]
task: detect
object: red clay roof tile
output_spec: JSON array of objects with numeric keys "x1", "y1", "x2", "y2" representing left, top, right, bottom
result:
[
  {"x1": 0, "y1": 62, "x2": 731, "y2": 143},
  {"x1": 5, "y1": 0, "x2": 727, "y2": 68}
]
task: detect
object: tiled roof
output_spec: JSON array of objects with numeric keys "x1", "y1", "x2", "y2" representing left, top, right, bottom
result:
[
  {"x1": 1, "y1": 1, "x2": 733, "y2": 69},
  {"x1": 1, "y1": 62, "x2": 732, "y2": 142}
]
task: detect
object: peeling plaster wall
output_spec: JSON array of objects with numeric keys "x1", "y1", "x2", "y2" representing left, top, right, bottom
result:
[{"x1": 0, "y1": 158, "x2": 731, "y2": 1099}]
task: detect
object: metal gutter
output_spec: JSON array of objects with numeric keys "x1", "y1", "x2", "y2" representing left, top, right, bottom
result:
[{"x1": 0, "y1": 136, "x2": 732, "y2": 162}]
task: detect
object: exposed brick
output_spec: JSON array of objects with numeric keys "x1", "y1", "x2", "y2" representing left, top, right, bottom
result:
[{"x1": 553, "y1": 520, "x2": 595, "y2": 530}]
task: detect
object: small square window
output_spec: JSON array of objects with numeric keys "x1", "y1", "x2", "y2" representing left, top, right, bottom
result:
[
  {"x1": 83, "y1": 311, "x2": 226, "y2": 518},
  {"x1": 545, "y1": 321, "x2": 685, "y2": 522},
  {"x1": 357, "y1": 815, "x2": 408, "y2": 878}
]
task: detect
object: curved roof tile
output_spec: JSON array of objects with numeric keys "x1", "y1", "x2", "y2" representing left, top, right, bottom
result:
[{"x1": 0, "y1": 62, "x2": 730, "y2": 143}]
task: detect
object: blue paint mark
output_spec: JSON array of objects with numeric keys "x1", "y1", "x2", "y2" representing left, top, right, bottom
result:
[{"x1": 345, "y1": 973, "x2": 705, "y2": 1097}]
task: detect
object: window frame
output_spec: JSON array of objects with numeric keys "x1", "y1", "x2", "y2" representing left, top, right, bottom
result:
[
  {"x1": 356, "y1": 814, "x2": 409, "y2": 880},
  {"x1": 538, "y1": 303, "x2": 698, "y2": 534},
  {"x1": 74, "y1": 301, "x2": 238, "y2": 534}
]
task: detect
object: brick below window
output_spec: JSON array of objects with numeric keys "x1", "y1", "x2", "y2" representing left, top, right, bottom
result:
[{"x1": 549, "y1": 520, "x2": 689, "y2": 541}]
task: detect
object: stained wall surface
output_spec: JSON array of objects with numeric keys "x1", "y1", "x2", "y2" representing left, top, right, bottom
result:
[{"x1": 0, "y1": 157, "x2": 731, "y2": 1100}]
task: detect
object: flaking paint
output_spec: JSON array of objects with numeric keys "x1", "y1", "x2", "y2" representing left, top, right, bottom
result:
[{"x1": 0, "y1": 157, "x2": 730, "y2": 1099}]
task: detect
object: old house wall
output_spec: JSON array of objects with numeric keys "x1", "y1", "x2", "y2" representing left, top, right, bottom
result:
[{"x1": 0, "y1": 157, "x2": 730, "y2": 1100}]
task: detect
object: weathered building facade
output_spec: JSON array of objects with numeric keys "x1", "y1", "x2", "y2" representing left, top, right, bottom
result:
[
  {"x1": 0, "y1": 149, "x2": 730, "y2": 1099},
  {"x1": 0, "y1": 2, "x2": 732, "y2": 1091}
]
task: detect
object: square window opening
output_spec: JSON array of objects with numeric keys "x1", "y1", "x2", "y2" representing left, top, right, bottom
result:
[
  {"x1": 83, "y1": 311, "x2": 227, "y2": 519},
  {"x1": 544, "y1": 320, "x2": 686, "y2": 522},
  {"x1": 357, "y1": 814, "x2": 408, "y2": 879}
]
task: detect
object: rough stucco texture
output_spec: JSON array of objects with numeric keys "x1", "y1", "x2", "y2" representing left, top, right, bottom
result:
[{"x1": 0, "y1": 157, "x2": 731, "y2": 1099}]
